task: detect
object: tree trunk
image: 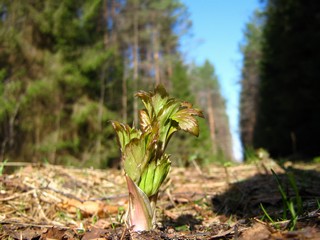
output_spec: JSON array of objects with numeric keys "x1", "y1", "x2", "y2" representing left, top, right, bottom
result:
[
  {"x1": 133, "y1": 10, "x2": 139, "y2": 126},
  {"x1": 103, "y1": 0, "x2": 109, "y2": 46},
  {"x1": 153, "y1": 22, "x2": 161, "y2": 85},
  {"x1": 96, "y1": 68, "x2": 106, "y2": 167},
  {"x1": 51, "y1": 101, "x2": 62, "y2": 165},
  {"x1": 122, "y1": 60, "x2": 128, "y2": 123},
  {"x1": 206, "y1": 91, "x2": 216, "y2": 154}
]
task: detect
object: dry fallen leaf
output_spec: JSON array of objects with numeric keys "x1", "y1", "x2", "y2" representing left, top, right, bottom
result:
[
  {"x1": 58, "y1": 199, "x2": 119, "y2": 217},
  {"x1": 239, "y1": 222, "x2": 271, "y2": 240}
]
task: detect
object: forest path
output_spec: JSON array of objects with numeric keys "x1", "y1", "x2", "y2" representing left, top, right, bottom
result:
[{"x1": 0, "y1": 161, "x2": 319, "y2": 239}]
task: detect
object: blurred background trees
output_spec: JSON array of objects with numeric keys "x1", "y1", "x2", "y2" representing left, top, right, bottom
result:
[
  {"x1": 0, "y1": 0, "x2": 233, "y2": 167},
  {"x1": 239, "y1": 10, "x2": 264, "y2": 153},
  {"x1": 240, "y1": 0, "x2": 320, "y2": 161},
  {"x1": 3, "y1": 0, "x2": 319, "y2": 166}
]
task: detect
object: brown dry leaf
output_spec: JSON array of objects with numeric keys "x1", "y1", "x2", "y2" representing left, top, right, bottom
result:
[
  {"x1": 103, "y1": 203, "x2": 122, "y2": 215},
  {"x1": 207, "y1": 225, "x2": 236, "y2": 239},
  {"x1": 174, "y1": 197, "x2": 190, "y2": 203},
  {"x1": 41, "y1": 227, "x2": 67, "y2": 239},
  {"x1": 274, "y1": 227, "x2": 320, "y2": 240},
  {"x1": 164, "y1": 209, "x2": 179, "y2": 219},
  {"x1": 20, "y1": 165, "x2": 34, "y2": 174},
  {"x1": 93, "y1": 219, "x2": 112, "y2": 229},
  {"x1": 239, "y1": 222, "x2": 271, "y2": 240},
  {"x1": 82, "y1": 227, "x2": 108, "y2": 240},
  {"x1": 6, "y1": 227, "x2": 42, "y2": 240},
  {"x1": 58, "y1": 199, "x2": 119, "y2": 217}
]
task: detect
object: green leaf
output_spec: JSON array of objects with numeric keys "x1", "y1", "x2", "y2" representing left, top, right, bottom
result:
[
  {"x1": 135, "y1": 91, "x2": 153, "y2": 118},
  {"x1": 123, "y1": 138, "x2": 147, "y2": 183},
  {"x1": 139, "y1": 160, "x2": 157, "y2": 196},
  {"x1": 151, "y1": 87, "x2": 170, "y2": 116},
  {"x1": 111, "y1": 121, "x2": 140, "y2": 151},
  {"x1": 171, "y1": 103, "x2": 204, "y2": 137},
  {"x1": 136, "y1": 84, "x2": 170, "y2": 119},
  {"x1": 152, "y1": 155, "x2": 171, "y2": 195},
  {"x1": 138, "y1": 155, "x2": 170, "y2": 197}
]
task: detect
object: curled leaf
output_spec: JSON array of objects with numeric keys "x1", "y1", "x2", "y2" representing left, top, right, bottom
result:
[
  {"x1": 111, "y1": 121, "x2": 140, "y2": 151},
  {"x1": 136, "y1": 84, "x2": 170, "y2": 118},
  {"x1": 125, "y1": 175, "x2": 153, "y2": 231},
  {"x1": 139, "y1": 109, "x2": 152, "y2": 133},
  {"x1": 171, "y1": 106, "x2": 204, "y2": 137}
]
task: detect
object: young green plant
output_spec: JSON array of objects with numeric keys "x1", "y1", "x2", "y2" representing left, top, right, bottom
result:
[
  {"x1": 260, "y1": 169, "x2": 302, "y2": 230},
  {"x1": 0, "y1": 160, "x2": 7, "y2": 176},
  {"x1": 111, "y1": 85, "x2": 203, "y2": 232}
]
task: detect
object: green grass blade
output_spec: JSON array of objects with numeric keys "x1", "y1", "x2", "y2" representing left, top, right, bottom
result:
[
  {"x1": 260, "y1": 203, "x2": 275, "y2": 224},
  {"x1": 271, "y1": 169, "x2": 288, "y2": 219},
  {"x1": 287, "y1": 172, "x2": 302, "y2": 215},
  {"x1": 0, "y1": 160, "x2": 8, "y2": 176},
  {"x1": 287, "y1": 201, "x2": 298, "y2": 230}
]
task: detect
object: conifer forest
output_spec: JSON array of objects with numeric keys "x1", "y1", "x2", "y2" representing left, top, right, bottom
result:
[{"x1": 0, "y1": 0, "x2": 232, "y2": 168}]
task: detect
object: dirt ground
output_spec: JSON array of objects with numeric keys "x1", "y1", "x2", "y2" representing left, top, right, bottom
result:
[{"x1": 0, "y1": 159, "x2": 319, "y2": 239}]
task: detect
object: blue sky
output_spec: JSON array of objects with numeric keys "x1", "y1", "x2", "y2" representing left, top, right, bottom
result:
[{"x1": 180, "y1": 0, "x2": 261, "y2": 161}]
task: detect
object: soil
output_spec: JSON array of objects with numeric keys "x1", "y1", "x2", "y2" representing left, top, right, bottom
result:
[{"x1": 0, "y1": 159, "x2": 319, "y2": 239}]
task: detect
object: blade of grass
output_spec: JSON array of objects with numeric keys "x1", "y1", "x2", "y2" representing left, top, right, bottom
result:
[
  {"x1": 287, "y1": 172, "x2": 302, "y2": 215},
  {"x1": 0, "y1": 160, "x2": 8, "y2": 176},
  {"x1": 271, "y1": 169, "x2": 299, "y2": 230},
  {"x1": 271, "y1": 169, "x2": 288, "y2": 219},
  {"x1": 287, "y1": 201, "x2": 298, "y2": 231},
  {"x1": 260, "y1": 203, "x2": 275, "y2": 224}
]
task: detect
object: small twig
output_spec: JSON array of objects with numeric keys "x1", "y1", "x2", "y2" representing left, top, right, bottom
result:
[
  {"x1": 208, "y1": 225, "x2": 236, "y2": 239},
  {"x1": 120, "y1": 226, "x2": 127, "y2": 240},
  {"x1": 0, "y1": 190, "x2": 35, "y2": 202},
  {"x1": 90, "y1": 193, "x2": 128, "y2": 201},
  {"x1": 43, "y1": 186, "x2": 84, "y2": 202},
  {"x1": 33, "y1": 189, "x2": 51, "y2": 223},
  {"x1": 40, "y1": 190, "x2": 63, "y2": 203},
  {"x1": 1, "y1": 162, "x2": 41, "y2": 167},
  {"x1": 253, "y1": 217, "x2": 268, "y2": 225},
  {"x1": 191, "y1": 159, "x2": 203, "y2": 175},
  {"x1": 0, "y1": 220, "x2": 69, "y2": 229},
  {"x1": 165, "y1": 189, "x2": 176, "y2": 207},
  {"x1": 33, "y1": 189, "x2": 63, "y2": 226},
  {"x1": 170, "y1": 191, "x2": 209, "y2": 197}
]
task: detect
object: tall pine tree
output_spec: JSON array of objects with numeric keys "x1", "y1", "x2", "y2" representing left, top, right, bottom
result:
[
  {"x1": 239, "y1": 10, "x2": 264, "y2": 158},
  {"x1": 255, "y1": 0, "x2": 320, "y2": 159}
]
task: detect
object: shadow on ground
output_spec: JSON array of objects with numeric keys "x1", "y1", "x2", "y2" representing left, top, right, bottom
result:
[
  {"x1": 161, "y1": 213, "x2": 203, "y2": 231},
  {"x1": 211, "y1": 166, "x2": 320, "y2": 220}
]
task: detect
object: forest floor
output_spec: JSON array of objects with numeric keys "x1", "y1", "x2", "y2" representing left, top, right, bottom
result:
[{"x1": 0, "y1": 159, "x2": 319, "y2": 240}]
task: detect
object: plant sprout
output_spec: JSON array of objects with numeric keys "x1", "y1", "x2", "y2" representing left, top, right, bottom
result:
[{"x1": 111, "y1": 85, "x2": 203, "y2": 232}]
